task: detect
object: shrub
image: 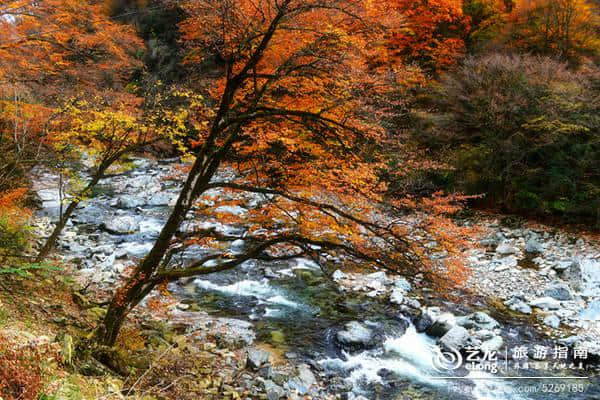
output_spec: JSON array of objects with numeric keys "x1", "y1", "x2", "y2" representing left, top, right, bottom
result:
[
  {"x1": 414, "y1": 53, "x2": 600, "y2": 224},
  {"x1": 0, "y1": 337, "x2": 45, "y2": 400}
]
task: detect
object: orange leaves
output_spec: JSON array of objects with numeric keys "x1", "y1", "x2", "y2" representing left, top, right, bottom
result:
[{"x1": 383, "y1": 0, "x2": 470, "y2": 71}]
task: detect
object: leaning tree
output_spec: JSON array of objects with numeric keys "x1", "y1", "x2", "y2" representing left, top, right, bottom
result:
[{"x1": 93, "y1": 0, "x2": 469, "y2": 347}]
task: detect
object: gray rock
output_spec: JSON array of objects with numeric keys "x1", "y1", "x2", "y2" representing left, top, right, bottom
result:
[
  {"x1": 439, "y1": 326, "x2": 470, "y2": 351},
  {"x1": 426, "y1": 316, "x2": 455, "y2": 338},
  {"x1": 148, "y1": 192, "x2": 171, "y2": 206},
  {"x1": 496, "y1": 242, "x2": 518, "y2": 256},
  {"x1": 579, "y1": 299, "x2": 600, "y2": 321},
  {"x1": 286, "y1": 364, "x2": 316, "y2": 395},
  {"x1": 543, "y1": 315, "x2": 560, "y2": 328},
  {"x1": 366, "y1": 271, "x2": 391, "y2": 286},
  {"x1": 247, "y1": 348, "x2": 271, "y2": 370},
  {"x1": 393, "y1": 277, "x2": 412, "y2": 292},
  {"x1": 263, "y1": 380, "x2": 286, "y2": 400},
  {"x1": 504, "y1": 297, "x2": 532, "y2": 314},
  {"x1": 332, "y1": 269, "x2": 347, "y2": 281},
  {"x1": 336, "y1": 321, "x2": 374, "y2": 348},
  {"x1": 116, "y1": 195, "x2": 145, "y2": 209},
  {"x1": 525, "y1": 238, "x2": 543, "y2": 254},
  {"x1": 103, "y1": 216, "x2": 139, "y2": 234},
  {"x1": 529, "y1": 297, "x2": 561, "y2": 310},
  {"x1": 480, "y1": 336, "x2": 504, "y2": 352},
  {"x1": 544, "y1": 281, "x2": 572, "y2": 301},
  {"x1": 415, "y1": 313, "x2": 433, "y2": 333},
  {"x1": 456, "y1": 312, "x2": 499, "y2": 331},
  {"x1": 389, "y1": 287, "x2": 405, "y2": 305}
]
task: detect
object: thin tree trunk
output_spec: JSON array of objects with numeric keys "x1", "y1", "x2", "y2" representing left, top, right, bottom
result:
[
  {"x1": 36, "y1": 166, "x2": 106, "y2": 262},
  {"x1": 35, "y1": 200, "x2": 78, "y2": 262}
]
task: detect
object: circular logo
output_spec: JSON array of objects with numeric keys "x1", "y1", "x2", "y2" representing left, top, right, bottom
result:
[{"x1": 430, "y1": 345, "x2": 463, "y2": 372}]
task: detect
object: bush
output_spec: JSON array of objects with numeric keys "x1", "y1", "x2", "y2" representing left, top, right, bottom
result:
[{"x1": 414, "y1": 53, "x2": 600, "y2": 224}]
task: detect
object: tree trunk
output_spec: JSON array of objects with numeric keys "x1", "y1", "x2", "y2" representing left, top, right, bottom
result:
[
  {"x1": 35, "y1": 200, "x2": 78, "y2": 262},
  {"x1": 35, "y1": 167, "x2": 106, "y2": 262},
  {"x1": 94, "y1": 155, "x2": 218, "y2": 347}
]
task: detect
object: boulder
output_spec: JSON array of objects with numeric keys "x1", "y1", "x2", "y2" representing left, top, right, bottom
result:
[
  {"x1": 147, "y1": 192, "x2": 171, "y2": 206},
  {"x1": 414, "y1": 312, "x2": 433, "y2": 333},
  {"x1": 247, "y1": 348, "x2": 271, "y2": 370},
  {"x1": 579, "y1": 299, "x2": 600, "y2": 321},
  {"x1": 332, "y1": 269, "x2": 347, "y2": 281},
  {"x1": 496, "y1": 242, "x2": 518, "y2": 256},
  {"x1": 439, "y1": 326, "x2": 470, "y2": 351},
  {"x1": 389, "y1": 287, "x2": 405, "y2": 305},
  {"x1": 287, "y1": 364, "x2": 316, "y2": 395},
  {"x1": 263, "y1": 380, "x2": 286, "y2": 400},
  {"x1": 480, "y1": 336, "x2": 504, "y2": 353},
  {"x1": 525, "y1": 238, "x2": 543, "y2": 254},
  {"x1": 543, "y1": 315, "x2": 560, "y2": 328},
  {"x1": 426, "y1": 313, "x2": 455, "y2": 337},
  {"x1": 529, "y1": 297, "x2": 561, "y2": 310},
  {"x1": 544, "y1": 281, "x2": 572, "y2": 301},
  {"x1": 116, "y1": 195, "x2": 145, "y2": 209},
  {"x1": 504, "y1": 297, "x2": 532, "y2": 314},
  {"x1": 336, "y1": 321, "x2": 375, "y2": 348},
  {"x1": 393, "y1": 277, "x2": 412, "y2": 292},
  {"x1": 456, "y1": 312, "x2": 499, "y2": 331},
  {"x1": 103, "y1": 216, "x2": 139, "y2": 234}
]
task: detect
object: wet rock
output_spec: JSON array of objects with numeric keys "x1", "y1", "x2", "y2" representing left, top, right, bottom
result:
[
  {"x1": 102, "y1": 216, "x2": 139, "y2": 234},
  {"x1": 336, "y1": 321, "x2": 375, "y2": 348},
  {"x1": 426, "y1": 313, "x2": 455, "y2": 337},
  {"x1": 525, "y1": 238, "x2": 543, "y2": 254},
  {"x1": 456, "y1": 312, "x2": 499, "y2": 331},
  {"x1": 496, "y1": 242, "x2": 518, "y2": 256},
  {"x1": 414, "y1": 312, "x2": 433, "y2": 333},
  {"x1": 544, "y1": 281, "x2": 572, "y2": 301},
  {"x1": 529, "y1": 297, "x2": 561, "y2": 310},
  {"x1": 439, "y1": 326, "x2": 470, "y2": 351},
  {"x1": 504, "y1": 296, "x2": 532, "y2": 314},
  {"x1": 247, "y1": 348, "x2": 271, "y2": 370},
  {"x1": 543, "y1": 315, "x2": 560, "y2": 328}
]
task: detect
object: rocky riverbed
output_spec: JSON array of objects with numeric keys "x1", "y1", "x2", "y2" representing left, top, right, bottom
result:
[{"x1": 30, "y1": 157, "x2": 599, "y2": 399}]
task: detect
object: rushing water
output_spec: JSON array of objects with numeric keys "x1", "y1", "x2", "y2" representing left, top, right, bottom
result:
[{"x1": 32, "y1": 159, "x2": 599, "y2": 400}]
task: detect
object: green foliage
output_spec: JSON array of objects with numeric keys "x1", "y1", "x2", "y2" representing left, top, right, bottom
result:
[
  {"x1": 413, "y1": 53, "x2": 600, "y2": 224},
  {"x1": 0, "y1": 263, "x2": 62, "y2": 279}
]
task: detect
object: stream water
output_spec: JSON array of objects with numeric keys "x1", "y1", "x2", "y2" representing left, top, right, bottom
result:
[{"x1": 32, "y1": 158, "x2": 598, "y2": 400}]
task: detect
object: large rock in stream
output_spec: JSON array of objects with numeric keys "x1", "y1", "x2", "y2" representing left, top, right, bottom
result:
[{"x1": 336, "y1": 321, "x2": 376, "y2": 349}]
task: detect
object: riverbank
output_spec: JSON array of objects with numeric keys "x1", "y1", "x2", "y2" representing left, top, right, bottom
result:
[{"x1": 17, "y1": 156, "x2": 600, "y2": 399}]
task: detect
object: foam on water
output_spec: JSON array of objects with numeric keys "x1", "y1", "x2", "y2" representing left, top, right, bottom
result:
[
  {"x1": 194, "y1": 279, "x2": 302, "y2": 310},
  {"x1": 320, "y1": 324, "x2": 526, "y2": 400}
]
